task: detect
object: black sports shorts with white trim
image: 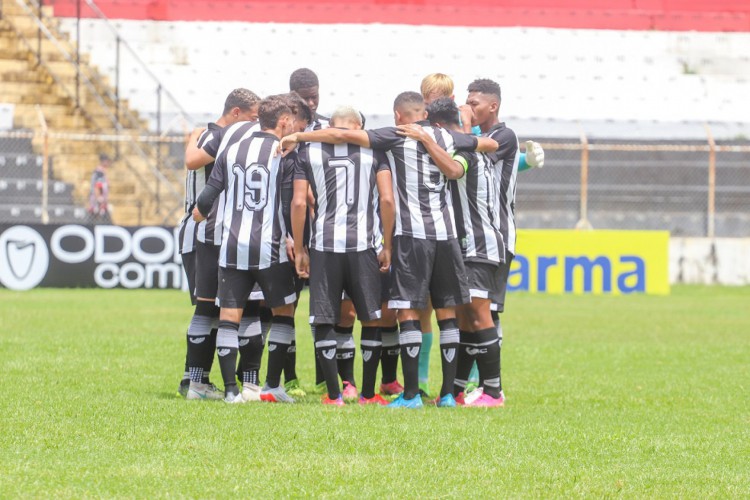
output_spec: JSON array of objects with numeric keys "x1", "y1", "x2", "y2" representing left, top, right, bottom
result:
[
  {"x1": 308, "y1": 249, "x2": 383, "y2": 325},
  {"x1": 388, "y1": 235, "x2": 470, "y2": 311},
  {"x1": 218, "y1": 264, "x2": 297, "y2": 309},
  {"x1": 181, "y1": 251, "x2": 197, "y2": 305},
  {"x1": 491, "y1": 250, "x2": 515, "y2": 313},
  {"x1": 195, "y1": 241, "x2": 220, "y2": 299},
  {"x1": 465, "y1": 261, "x2": 503, "y2": 300}
]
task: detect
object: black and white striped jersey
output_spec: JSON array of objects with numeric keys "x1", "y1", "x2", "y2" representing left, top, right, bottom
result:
[
  {"x1": 305, "y1": 113, "x2": 329, "y2": 132},
  {"x1": 192, "y1": 123, "x2": 223, "y2": 246},
  {"x1": 450, "y1": 151, "x2": 505, "y2": 264},
  {"x1": 206, "y1": 131, "x2": 287, "y2": 270},
  {"x1": 485, "y1": 123, "x2": 520, "y2": 255},
  {"x1": 294, "y1": 141, "x2": 390, "y2": 253},
  {"x1": 366, "y1": 121, "x2": 477, "y2": 241},
  {"x1": 198, "y1": 120, "x2": 261, "y2": 246}
]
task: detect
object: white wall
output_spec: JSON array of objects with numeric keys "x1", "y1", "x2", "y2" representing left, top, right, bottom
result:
[{"x1": 670, "y1": 238, "x2": 750, "y2": 285}]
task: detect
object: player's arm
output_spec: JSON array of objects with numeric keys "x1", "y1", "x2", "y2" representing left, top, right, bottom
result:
[
  {"x1": 475, "y1": 137, "x2": 499, "y2": 153},
  {"x1": 280, "y1": 128, "x2": 370, "y2": 155},
  {"x1": 291, "y1": 178, "x2": 310, "y2": 278},
  {"x1": 375, "y1": 166, "x2": 395, "y2": 272},
  {"x1": 519, "y1": 140, "x2": 545, "y2": 171},
  {"x1": 396, "y1": 124, "x2": 465, "y2": 180},
  {"x1": 184, "y1": 127, "x2": 215, "y2": 170},
  {"x1": 193, "y1": 153, "x2": 226, "y2": 222}
]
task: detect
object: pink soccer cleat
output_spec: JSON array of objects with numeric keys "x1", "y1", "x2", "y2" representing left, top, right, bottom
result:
[
  {"x1": 342, "y1": 381, "x2": 358, "y2": 401},
  {"x1": 467, "y1": 391, "x2": 505, "y2": 408},
  {"x1": 379, "y1": 380, "x2": 404, "y2": 396}
]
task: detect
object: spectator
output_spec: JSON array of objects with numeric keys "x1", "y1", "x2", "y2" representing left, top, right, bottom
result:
[{"x1": 87, "y1": 153, "x2": 111, "y2": 223}]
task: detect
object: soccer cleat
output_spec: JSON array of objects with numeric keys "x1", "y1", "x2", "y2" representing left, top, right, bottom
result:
[
  {"x1": 313, "y1": 381, "x2": 327, "y2": 394},
  {"x1": 177, "y1": 379, "x2": 190, "y2": 398},
  {"x1": 465, "y1": 381, "x2": 479, "y2": 394},
  {"x1": 342, "y1": 381, "x2": 358, "y2": 401},
  {"x1": 467, "y1": 391, "x2": 505, "y2": 407},
  {"x1": 387, "y1": 393, "x2": 423, "y2": 409},
  {"x1": 284, "y1": 378, "x2": 307, "y2": 398},
  {"x1": 454, "y1": 392, "x2": 466, "y2": 405},
  {"x1": 464, "y1": 387, "x2": 484, "y2": 405},
  {"x1": 241, "y1": 382, "x2": 262, "y2": 402},
  {"x1": 322, "y1": 394, "x2": 345, "y2": 406},
  {"x1": 436, "y1": 393, "x2": 457, "y2": 408},
  {"x1": 260, "y1": 384, "x2": 296, "y2": 403},
  {"x1": 224, "y1": 390, "x2": 245, "y2": 404},
  {"x1": 186, "y1": 381, "x2": 224, "y2": 400},
  {"x1": 358, "y1": 394, "x2": 389, "y2": 406},
  {"x1": 379, "y1": 380, "x2": 404, "y2": 396}
]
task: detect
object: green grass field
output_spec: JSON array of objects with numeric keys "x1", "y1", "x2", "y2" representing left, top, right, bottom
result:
[{"x1": 0, "y1": 286, "x2": 748, "y2": 497}]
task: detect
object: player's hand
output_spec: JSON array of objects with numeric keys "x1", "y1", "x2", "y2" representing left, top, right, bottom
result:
[
  {"x1": 378, "y1": 247, "x2": 391, "y2": 273},
  {"x1": 396, "y1": 123, "x2": 429, "y2": 142},
  {"x1": 192, "y1": 206, "x2": 205, "y2": 223},
  {"x1": 278, "y1": 133, "x2": 300, "y2": 157},
  {"x1": 525, "y1": 140, "x2": 545, "y2": 169},
  {"x1": 295, "y1": 248, "x2": 310, "y2": 279},
  {"x1": 458, "y1": 104, "x2": 475, "y2": 131},
  {"x1": 286, "y1": 237, "x2": 295, "y2": 261}
]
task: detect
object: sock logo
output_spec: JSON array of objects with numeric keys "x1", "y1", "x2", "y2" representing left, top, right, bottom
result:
[
  {"x1": 287, "y1": 346, "x2": 296, "y2": 353},
  {"x1": 322, "y1": 348, "x2": 336, "y2": 360},
  {"x1": 268, "y1": 344, "x2": 277, "y2": 352},
  {"x1": 442, "y1": 348, "x2": 456, "y2": 363},
  {"x1": 217, "y1": 348, "x2": 231, "y2": 357},
  {"x1": 466, "y1": 347, "x2": 488, "y2": 356},
  {"x1": 336, "y1": 352, "x2": 355, "y2": 360},
  {"x1": 405, "y1": 346, "x2": 419, "y2": 358},
  {"x1": 362, "y1": 351, "x2": 372, "y2": 362},
  {"x1": 189, "y1": 337, "x2": 206, "y2": 344},
  {"x1": 238, "y1": 338, "x2": 250, "y2": 347}
]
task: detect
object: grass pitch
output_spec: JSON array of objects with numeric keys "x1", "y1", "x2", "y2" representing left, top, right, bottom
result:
[{"x1": 0, "y1": 286, "x2": 748, "y2": 497}]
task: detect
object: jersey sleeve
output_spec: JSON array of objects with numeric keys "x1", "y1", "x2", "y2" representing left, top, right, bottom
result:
[
  {"x1": 198, "y1": 126, "x2": 223, "y2": 159},
  {"x1": 373, "y1": 149, "x2": 391, "y2": 173},
  {"x1": 206, "y1": 149, "x2": 227, "y2": 190},
  {"x1": 488, "y1": 128, "x2": 519, "y2": 164},
  {"x1": 452, "y1": 150, "x2": 474, "y2": 174},
  {"x1": 366, "y1": 127, "x2": 402, "y2": 151},
  {"x1": 446, "y1": 129, "x2": 479, "y2": 152},
  {"x1": 292, "y1": 145, "x2": 312, "y2": 182}
]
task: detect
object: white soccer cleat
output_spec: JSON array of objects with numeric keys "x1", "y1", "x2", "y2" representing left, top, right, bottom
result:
[
  {"x1": 224, "y1": 390, "x2": 245, "y2": 404},
  {"x1": 241, "y1": 382, "x2": 262, "y2": 402},
  {"x1": 186, "y1": 381, "x2": 224, "y2": 400},
  {"x1": 524, "y1": 140, "x2": 545, "y2": 169},
  {"x1": 260, "y1": 384, "x2": 296, "y2": 403},
  {"x1": 463, "y1": 386, "x2": 484, "y2": 405}
]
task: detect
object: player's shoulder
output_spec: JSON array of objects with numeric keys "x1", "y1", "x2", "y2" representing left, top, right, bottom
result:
[{"x1": 487, "y1": 122, "x2": 518, "y2": 141}]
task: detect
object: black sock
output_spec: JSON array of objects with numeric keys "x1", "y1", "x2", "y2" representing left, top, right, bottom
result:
[
  {"x1": 399, "y1": 320, "x2": 422, "y2": 400},
  {"x1": 454, "y1": 330, "x2": 474, "y2": 396},
  {"x1": 264, "y1": 315, "x2": 294, "y2": 389},
  {"x1": 187, "y1": 301, "x2": 219, "y2": 383},
  {"x1": 475, "y1": 326, "x2": 501, "y2": 399},
  {"x1": 315, "y1": 324, "x2": 341, "y2": 399},
  {"x1": 216, "y1": 320, "x2": 239, "y2": 395},
  {"x1": 312, "y1": 325, "x2": 325, "y2": 385},
  {"x1": 438, "y1": 318, "x2": 460, "y2": 398},
  {"x1": 495, "y1": 312, "x2": 503, "y2": 393},
  {"x1": 205, "y1": 327, "x2": 218, "y2": 383},
  {"x1": 238, "y1": 302, "x2": 263, "y2": 386},
  {"x1": 335, "y1": 325, "x2": 356, "y2": 386},
  {"x1": 380, "y1": 325, "x2": 399, "y2": 384},
  {"x1": 360, "y1": 326, "x2": 382, "y2": 399},
  {"x1": 283, "y1": 340, "x2": 298, "y2": 383},
  {"x1": 259, "y1": 306, "x2": 273, "y2": 342}
]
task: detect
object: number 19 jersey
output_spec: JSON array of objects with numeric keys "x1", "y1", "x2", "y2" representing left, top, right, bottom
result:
[{"x1": 206, "y1": 131, "x2": 288, "y2": 270}]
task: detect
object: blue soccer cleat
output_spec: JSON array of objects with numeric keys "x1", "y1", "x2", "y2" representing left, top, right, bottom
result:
[
  {"x1": 436, "y1": 393, "x2": 457, "y2": 408},
  {"x1": 387, "y1": 393, "x2": 423, "y2": 409}
]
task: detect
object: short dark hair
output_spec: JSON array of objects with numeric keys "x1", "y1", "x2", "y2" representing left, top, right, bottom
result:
[
  {"x1": 467, "y1": 79, "x2": 501, "y2": 103},
  {"x1": 258, "y1": 95, "x2": 293, "y2": 130},
  {"x1": 285, "y1": 92, "x2": 313, "y2": 125},
  {"x1": 426, "y1": 98, "x2": 460, "y2": 127},
  {"x1": 393, "y1": 91, "x2": 424, "y2": 112},
  {"x1": 289, "y1": 68, "x2": 319, "y2": 91},
  {"x1": 223, "y1": 88, "x2": 261, "y2": 115}
]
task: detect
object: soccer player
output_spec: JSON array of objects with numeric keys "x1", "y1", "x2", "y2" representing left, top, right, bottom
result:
[
  {"x1": 413, "y1": 97, "x2": 506, "y2": 407},
  {"x1": 290, "y1": 68, "x2": 329, "y2": 131},
  {"x1": 179, "y1": 88, "x2": 260, "y2": 401},
  {"x1": 280, "y1": 91, "x2": 498, "y2": 408},
  {"x1": 193, "y1": 95, "x2": 299, "y2": 403},
  {"x1": 291, "y1": 105, "x2": 395, "y2": 405}
]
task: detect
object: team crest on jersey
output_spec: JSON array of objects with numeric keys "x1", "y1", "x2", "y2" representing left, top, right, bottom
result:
[
  {"x1": 442, "y1": 348, "x2": 456, "y2": 363},
  {"x1": 406, "y1": 346, "x2": 419, "y2": 358}
]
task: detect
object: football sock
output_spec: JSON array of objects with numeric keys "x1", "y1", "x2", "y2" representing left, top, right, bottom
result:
[
  {"x1": 360, "y1": 326, "x2": 382, "y2": 399},
  {"x1": 335, "y1": 325, "x2": 356, "y2": 385},
  {"x1": 283, "y1": 340, "x2": 298, "y2": 383},
  {"x1": 380, "y1": 325, "x2": 400, "y2": 384},
  {"x1": 265, "y1": 315, "x2": 294, "y2": 389},
  {"x1": 311, "y1": 325, "x2": 324, "y2": 386},
  {"x1": 187, "y1": 301, "x2": 218, "y2": 383},
  {"x1": 238, "y1": 302, "x2": 263, "y2": 386},
  {"x1": 216, "y1": 320, "x2": 240, "y2": 395},
  {"x1": 205, "y1": 327, "x2": 217, "y2": 383},
  {"x1": 495, "y1": 312, "x2": 503, "y2": 392},
  {"x1": 454, "y1": 330, "x2": 474, "y2": 396},
  {"x1": 259, "y1": 305, "x2": 273, "y2": 342},
  {"x1": 315, "y1": 324, "x2": 341, "y2": 399},
  {"x1": 438, "y1": 318, "x2": 460, "y2": 398},
  {"x1": 418, "y1": 331, "x2": 433, "y2": 385},
  {"x1": 399, "y1": 320, "x2": 422, "y2": 400},
  {"x1": 475, "y1": 326, "x2": 501, "y2": 399}
]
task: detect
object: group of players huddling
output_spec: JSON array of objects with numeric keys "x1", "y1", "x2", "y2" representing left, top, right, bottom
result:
[{"x1": 176, "y1": 69, "x2": 544, "y2": 408}]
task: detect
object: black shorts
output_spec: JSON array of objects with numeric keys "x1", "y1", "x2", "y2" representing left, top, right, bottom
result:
[
  {"x1": 308, "y1": 249, "x2": 383, "y2": 325},
  {"x1": 218, "y1": 264, "x2": 297, "y2": 309},
  {"x1": 181, "y1": 251, "x2": 197, "y2": 306},
  {"x1": 491, "y1": 250, "x2": 515, "y2": 313},
  {"x1": 195, "y1": 241, "x2": 220, "y2": 300},
  {"x1": 466, "y1": 261, "x2": 503, "y2": 300},
  {"x1": 388, "y1": 236, "x2": 470, "y2": 311},
  {"x1": 380, "y1": 269, "x2": 392, "y2": 304}
]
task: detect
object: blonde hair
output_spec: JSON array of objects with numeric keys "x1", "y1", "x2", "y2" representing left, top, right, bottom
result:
[
  {"x1": 330, "y1": 106, "x2": 363, "y2": 128},
  {"x1": 420, "y1": 73, "x2": 454, "y2": 100}
]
